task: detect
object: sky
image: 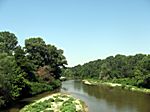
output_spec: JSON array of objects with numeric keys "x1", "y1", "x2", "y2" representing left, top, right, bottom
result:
[{"x1": 0, "y1": 0, "x2": 150, "y2": 67}]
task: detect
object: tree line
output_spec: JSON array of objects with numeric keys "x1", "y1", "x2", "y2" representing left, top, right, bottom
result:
[
  {"x1": 63, "y1": 54, "x2": 150, "y2": 89},
  {"x1": 0, "y1": 31, "x2": 67, "y2": 108}
]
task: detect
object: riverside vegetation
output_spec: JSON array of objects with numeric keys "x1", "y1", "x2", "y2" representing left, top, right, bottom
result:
[
  {"x1": 20, "y1": 93, "x2": 87, "y2": 112},
  {"x1": 82, "y1": 79, "x2": 150, "y2": 94},
  {"x1": 63, "y1": 54, "x2": 150, "y2": 93},
  {"x1": 0, "y1": 31, "x2": 67, "y2": 109},
  {"x1": 1, "y1": 31, "x2": 150, "y2": 111}
]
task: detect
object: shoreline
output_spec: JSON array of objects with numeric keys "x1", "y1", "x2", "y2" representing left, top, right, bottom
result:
[
  {"x1": 82, "y1": 79, "x2": 150, "y2": 94},
  {"x1": 20, "y1": 92, "x2": 88, "y2": 112}
]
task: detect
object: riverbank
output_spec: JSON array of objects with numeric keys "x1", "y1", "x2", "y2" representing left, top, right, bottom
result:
[
  {"x1": 82, "y1": 79, "x2": 150, "y2": 94},
  {"x1": 60, "y1": 76, "x2": 67, "y2": 81},
  {"x1": 20, "y1": 93, "x2": 88, "y2": 112}
]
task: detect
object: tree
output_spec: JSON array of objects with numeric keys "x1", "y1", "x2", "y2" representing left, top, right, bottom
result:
[
  {"x1": 137, "y1": 55, "x2": 150, "y2": 88},
  {"x1": 14, "y1": 46, "x2": 36, "y2": 81},
  {"x1": 0, "y1": 53, "x2": 25, "y2": 106},
  {"x1": 25, "y1": 37, "x2": 47, "y2": 67},
  {"x1": 66, "y1": 54, "x2": 150, "y2": 89},
  {"x1": 0, "y1": 32, "x2": 67, "y2": 108},
  {"x1": 0, "y1": 31, "x2": 18, "y2": 55},
  {"x1": 25, "y1": 37, "x2": 67, "y2": 79}
]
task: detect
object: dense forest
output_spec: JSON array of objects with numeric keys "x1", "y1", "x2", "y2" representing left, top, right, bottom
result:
[
  {"x1": 63, "y1": 54, "x2": 150, "y2": 89},
  {"x1": 0, "y1": 31, "x2": 67, "y2": 108}
]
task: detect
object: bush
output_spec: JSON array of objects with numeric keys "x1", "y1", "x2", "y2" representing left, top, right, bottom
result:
[
  {"x1": 22, "y1": 101, "x2": 52, "y2": 112},
  {"x1": 50, "y1": 80, "x2": 61, "y2": 89},
  {"x1": 112, "y1": 78, "x2": 137, "y2": 86},
  {"x1": 60, "y1": 98, "x2": 76, "y2": 112},
  {"x1": 29, "y1": 82, "x2": 53, "y2": 95},
  {"x1": 0, "y1": 96, "x2": 5, "y2": 108},
  {"x1": 60, "y1": 104, "x2": 76, "y2": 112}
]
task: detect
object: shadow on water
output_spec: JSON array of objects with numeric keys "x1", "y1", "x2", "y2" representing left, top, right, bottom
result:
[
  {"x1": 1, "y1": 90, "x2": 59, "y2": 112},
  {"x1": 61, "y1": 80, "x2": 150, "y2": 112}
]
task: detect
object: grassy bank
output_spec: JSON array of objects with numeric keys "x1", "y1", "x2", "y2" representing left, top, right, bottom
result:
[
  {"x1": 20, "y1": 93, "x2": 88, "y2": 112},
  {"x1": 82, "y1": 79, "x2": 150, "y2": 94}
]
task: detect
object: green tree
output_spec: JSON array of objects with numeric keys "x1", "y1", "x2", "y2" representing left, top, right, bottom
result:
[
  {"x1": 0, "y1": 53, "x2": 26, "y2": 107},
  {"x1": 137, "y1": 55, "x2": 150, "y2": 88},
  {"x1": 14, "y1": 46, "x2": 36, "y2": 81},
  {"x1": 0, "y1": 31, "x2": 18, "y2": 55},
  {"x1": 25, "y1": 37, "x2": 47, "y2": 67},
  {"x1": 0, "y1": 32, "x2": 67, "y2": 108},
  {"x1": 25, "y1": 37, "x2": 67, "y2": 79}
]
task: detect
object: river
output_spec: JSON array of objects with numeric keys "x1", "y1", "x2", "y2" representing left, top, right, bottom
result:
[
  {"x1": 3, "y1": 80, "x2": 150, "y2": 112},
  {"x1": 61, "y1": 80, "x2": 150, "y2": 112}
]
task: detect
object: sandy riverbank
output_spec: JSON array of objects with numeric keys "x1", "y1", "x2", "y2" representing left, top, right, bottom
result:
[
  {"x1": 82, "y1": 79, "x2": 150, "y2": 94},
  {"x1": 20, "y1": 93, "x2": 88, "y2": 112}
]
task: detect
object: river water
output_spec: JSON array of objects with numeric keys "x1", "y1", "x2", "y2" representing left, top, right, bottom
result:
[
  {"x1": 1, "y1": 90, "x2": 59, "y2": 112},
  {"x1": 61, "y1": 80, "x2": 150, "y2": 112},
  {"x1": 3, "y1": 80, "x2": 150, "y2": 112}
]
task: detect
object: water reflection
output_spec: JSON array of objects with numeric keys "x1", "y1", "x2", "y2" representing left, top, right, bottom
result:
[
  {"x1": 61, "y1": 80, "x2": 150, "y2": 112},
  {"x1": 2, "y1": 90, "x2": 59, "y2": 112}
]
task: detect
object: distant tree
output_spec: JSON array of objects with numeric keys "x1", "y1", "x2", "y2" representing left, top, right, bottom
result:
[
  {"x1": 100, "y1": 62, "x2": 111, "y2": 79},
  {"x1": 67, "y1": 54, "x2": 150, "y2": 89},
  {"x1": 137, "y1": 55, "x2": 150, "y2": 88}
]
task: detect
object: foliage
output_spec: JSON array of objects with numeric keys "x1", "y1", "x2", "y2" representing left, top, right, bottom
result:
[
  {"x1": 14, "y1": 46, "x2": 36, "y2": 81},
  {"x1": 20, "y1": 94, "x2": 84, "y2": 112},
  {"x1": 0, "y1": 53, "x2": 22, "y2": 104},
  {"x1": 21, "y1": 101, "x2": 52, "y2": 112},
  {"x1": 28, "y1": 82, "x2": 53, "y2": 95},
  {"x1": 25, "y1": 38, "x2": 67, "y2": 79},
  {"x1": 60, "y1": 98, "x2": 76, "y2": 112},
  {"x1": 63, "y1": 54, "x2": 150, "y2": 89},
  {"x1": 0, "y1": 31, "x2": 67, "y2": 108},
  {"x1": 49, "y1": 79, "x2": 61, "y2": 89},
  {"x1": 0, "y1": 31, "x2": 18, "y2": 55}
]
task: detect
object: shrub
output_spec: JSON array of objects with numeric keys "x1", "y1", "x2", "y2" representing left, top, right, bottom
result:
[
  {"x1": 0, "y1": 96, "x2": 5, "y2": 108},
  {"x1": 22, "y1": 101, "x2": 52, "y2": 112},
  {"x1": 29, "y1": 82, "x2": 53, "y2": 95},
  {"x1": 50, "y1": 80, "x2": 61, "y2": 89},
  {"x1": 60, "y1": 99, "x2": 76, "y2": 112},
  {"x1": 54, "y1": 98, "x2": 64, "y2": 102}
]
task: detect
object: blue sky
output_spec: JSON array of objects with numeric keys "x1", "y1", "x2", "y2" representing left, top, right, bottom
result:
[{"x1": 0, "y1": 0, "x2": 150, "y2": 66}]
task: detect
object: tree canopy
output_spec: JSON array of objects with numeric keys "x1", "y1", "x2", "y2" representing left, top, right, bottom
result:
[
  {"x1": 0, "y1": 31, "x2": 18, "y2": 55},
  {"x1": 63, "y1": 54, "x2": 150, "y2": 89},
  {"x1": 0, "y1": 31, "x2": 67, "y2": 108}
]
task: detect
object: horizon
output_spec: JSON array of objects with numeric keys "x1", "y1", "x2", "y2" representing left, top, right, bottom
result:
[{"x1": 0, "y1": 0, "x2": 150, "y2": 67}]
